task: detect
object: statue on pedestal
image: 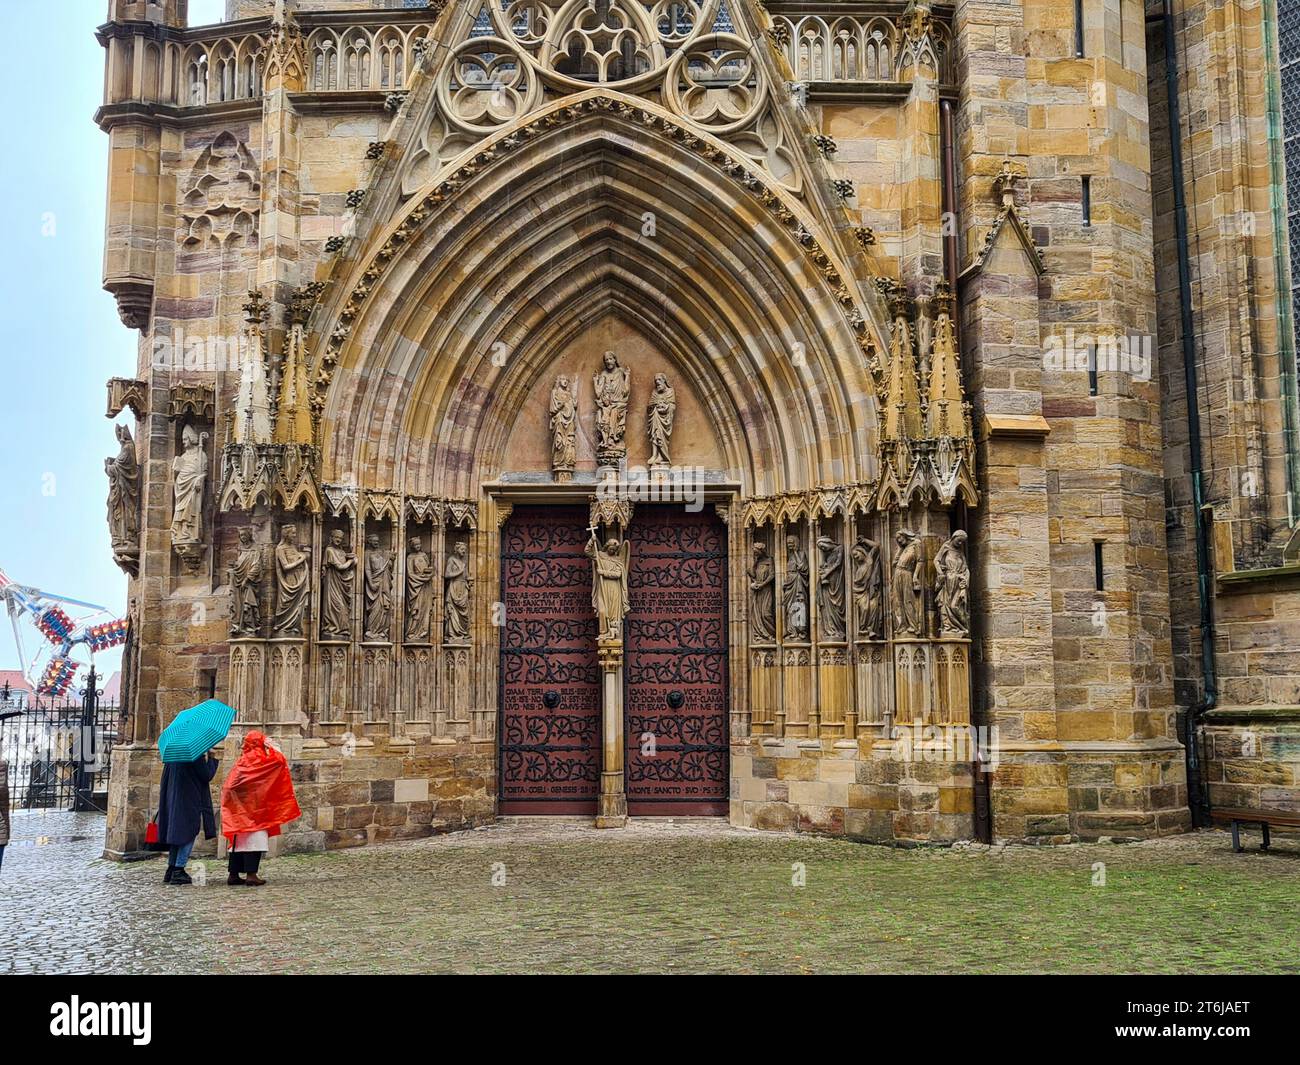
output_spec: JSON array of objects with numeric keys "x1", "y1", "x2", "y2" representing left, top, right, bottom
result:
[
  {"x1": 782, "y1": 535, "x2": 809, "y2": 641},
  {"x1": 105, "y1": 424, "x2": 140, "y2": 573},
  {"x1": 816, "y1": 535, "x2": 847, "y2": 640},
  {"x1": 646, "y1": 373, "x2": 676, "y2": 469},
  {"x1": 229, "y1": 528, "x2": 263, "y2": 637},
  {"x1": 892, "y1": 529, "x2": 925, "y2": 637},
  {"x1": 271, "y1": 524, "x2": 310, "y2": 637},
  {"x1": 404, "y1": 535, "x2": 434, "y2": 642},
  {"x1": 934, "y1": 530, "x2": 970, "y2": 636},
  {"x1": 748, "y1": 541, "x2": 776, "y2": 642},
  {"x1": 444, "y1": 540, "x2": 471, "y2": 643},
  {"x1": 548, "y1": 375, "x2": 578, "y2": 482},
  {"x1": 585, "y1": 528, "x2": 630, "y2": 641},
  {"x1": 320, "y1": 529, "x2": 356, "y2": 640},
  {"x1": 170, "y1": 424, "x2": 209, "y2": 565},
  {"x1": 593, "y1": 351, "x2": 630, "y2": 467},
  {"x1": 363, "y1": 533, "x2": 394, "y2": 641},
  {"x1": 850, "y1": 535, "x2": 884, "y2": 640}
]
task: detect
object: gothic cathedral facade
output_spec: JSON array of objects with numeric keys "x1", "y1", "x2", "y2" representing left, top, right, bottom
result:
[{"x1": 97, "y1": 0, "x2": 1300, "y2": 855}]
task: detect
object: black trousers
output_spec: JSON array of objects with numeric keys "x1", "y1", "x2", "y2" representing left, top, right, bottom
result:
[{"x1": 227, "y1": 850, "x2": 264, "y2": 875}]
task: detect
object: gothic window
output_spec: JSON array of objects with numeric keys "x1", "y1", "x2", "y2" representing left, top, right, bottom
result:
[
  {"x1": 215, "y1": 44, "x2": 237, "y2": 102},
  {"x1": 377, "y1": 32, "x2": 405, "y2": 88},
  {"x1": 1281, "y1": 5, "x2": 1300, "y2": 356},
  {"x1": 345, "y1": 36, "x2": 372, "y2": 90},
  {"x1": 185, "y1": 49, "x2": 208, "y2": 106}
]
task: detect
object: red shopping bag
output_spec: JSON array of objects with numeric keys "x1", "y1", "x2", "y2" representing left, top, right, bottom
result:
[{"x1": 144, "y1": 817, "x2": 159, "y2": 845}]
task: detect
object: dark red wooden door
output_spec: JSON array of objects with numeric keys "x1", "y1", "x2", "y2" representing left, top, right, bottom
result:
[
  {"x1": 625, "y1": 505, "x2": 729, "y2": 815},
  {"x1": 499, "y1": 505, "x2": 600, "y2": 814}
]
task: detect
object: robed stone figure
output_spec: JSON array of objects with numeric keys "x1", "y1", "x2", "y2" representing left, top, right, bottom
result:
[
  {"x1": 782, "y1": 535, "x2": 809, "y2": 641},
  {"x1": 320, "y1": 530, "x2": 356, "y2": 640},
  {"x1": 405, "y1": 536, "x2": 435, "y2": 642},
  {"x1": 229, "y1": 528, "x2": 263, "y2": 637},
  {"x1": 170, "y1": 424, "x2": 209, "y2": 547},
  {"x1": 748, "y1": 541, "x2": 776, "y2": 642},
  {"x1": 549, "y1": 375, "x2": 578, "y2": 480},
  {"x1": 586, "y1": 530, "x2": 630, "y2": 641},
  {"x1": 646, "y1": 373, "x2": 676, "y2": 468},
  {"x1": 593, "y1": 351, "x2": 630, "y2": 466},
  {"x1": 363, "y1": 534, "x2": 394, "y2": 641},
  {"x1": 105, "y1": 424, "x2": 140, "y2": 565},
  {"x1": 892, "y1": 529, "x2": 925, "y2": 637},
  {"x1": 816, "y1": 535, "x2": 847, "y2": 640},
  {"x1": 444, "y1": 540, "x2": 471, "y2": 644},
  {"x1": 850, "y1": 535, "x2": 884, "y2": 640},
  {"x1": 933, "y1": 530, "x2": 970, "y2": 637},
  {"x1": 272, "y1": 524, "x2": 310, "y2": 637}
]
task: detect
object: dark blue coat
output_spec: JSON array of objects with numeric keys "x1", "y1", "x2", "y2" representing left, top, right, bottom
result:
[{"x1": 156, "y1": 755, "x2": 218, "y2": 846}]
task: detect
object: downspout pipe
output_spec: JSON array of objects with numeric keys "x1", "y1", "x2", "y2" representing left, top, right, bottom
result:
[{"x1": 1161, "y1": 0, "x2": 1215, "y2": 827}]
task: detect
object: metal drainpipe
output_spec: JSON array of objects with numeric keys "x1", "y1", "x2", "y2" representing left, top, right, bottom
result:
[
  {"x1": 940, "y1": 95, "x2": 990, "y2": 840},
  {"x1": 1161, "y1": 0, "x2": 1215, "y2": 826}
]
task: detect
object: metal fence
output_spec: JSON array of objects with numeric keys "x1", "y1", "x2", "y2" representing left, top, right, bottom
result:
[{"x1": 1, "y1": 671, "x2": 120, "y2": 814}]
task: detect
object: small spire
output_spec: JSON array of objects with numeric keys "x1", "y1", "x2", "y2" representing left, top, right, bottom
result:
[
  {"x1": 233, "y1": 291, "x2": 272, "y2": 445},
  {"x1": 274, "y1": 284, "x2": 321, "y2": 446}
]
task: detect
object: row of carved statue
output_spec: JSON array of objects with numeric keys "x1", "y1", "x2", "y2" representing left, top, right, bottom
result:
[
  {"x1": 229, "y1": 527, "x2": 471, "y2": 646},
  {"x1": 549, "y1": 351, "x2": 677, "y2": 476},
  {"x1": 749, "y1": 528, "x2": 969, "y2": 642}
]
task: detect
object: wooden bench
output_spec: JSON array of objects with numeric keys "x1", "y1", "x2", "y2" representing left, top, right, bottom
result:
[{"x1": 1211, "y1": 807, "x2": 1300, "y2": 852}]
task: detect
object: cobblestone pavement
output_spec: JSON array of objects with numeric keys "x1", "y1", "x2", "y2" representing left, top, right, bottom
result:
[{"x1": 2, "y1": 810, "x2": 1298, "y2": 974}]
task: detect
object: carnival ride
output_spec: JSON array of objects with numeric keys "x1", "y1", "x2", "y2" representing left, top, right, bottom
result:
[{"x1": 0, "y1": 568, "x2": 127, "y2": 698}]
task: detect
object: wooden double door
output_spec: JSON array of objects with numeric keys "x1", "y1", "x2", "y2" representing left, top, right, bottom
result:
[{"x1": 499, "y1": 504, "x2": 728, "y2": 816}]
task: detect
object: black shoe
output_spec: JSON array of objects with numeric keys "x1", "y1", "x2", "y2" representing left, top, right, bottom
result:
[
  {"x1": 171, "y1": 869, "x2": 193, "y2": 885},
  {"x1": 227, "y1": 873, "x2": 245, "y2": 886},
  {"x1": 163, "y1": 865, "x2": 175, "y2": 884}
]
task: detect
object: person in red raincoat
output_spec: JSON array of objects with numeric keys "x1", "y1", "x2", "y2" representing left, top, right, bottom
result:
[{"x1": 220, "y1": 730, "x2": 300, "y2": 886}]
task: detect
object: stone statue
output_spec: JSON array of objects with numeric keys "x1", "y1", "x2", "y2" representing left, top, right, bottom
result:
[
  {"x1": 404, "y1": 535, "x2": 435, "y2": 642},
  {"x1": 592, "y1": 350, "x2": 630, "y2": 466},
  {"x1": 444, "y1": 540, "x2": 471, "y2": 643},
  {"x1": 548, "y1": 375, "x2": 578, "y2": 481},
  {"x1": 170, "y1": 423, "x2": 209, "y2": 551},
  {"x1": 646, "y1": 373, "x2": 676, "y2": 469},
  {"x1": 585, "y1": 528, "x2": 630, "y2": 641},
  {"x1": 850, "y1": 535, "x2": 884, "y2": 640},
  {"x1": 782, "y1": 535, "x2": 809, "y2": 641},
  {"x1": 320, "y1": 529, "x2": 356, "y2": 640},
  {"x1": 816, "y1": 535, "x2": 847, "y2": 641},
  {"x1": 105, "y1": 424, "x2": 140, "y2": 569},
  {"x1": 892, "y1": 529, "x2": 925, "y2": 637},
  {"x1": 748, "y1": 541, "x2": 776, "y2": 642},
  {"x1": 229, "y1": 528, "x2": 263, "y2": 637},
  {"x1": 362, "y1": 533, "x2": 394, "y2": 641},
  {"x1": 271, "y1": 524, "x2": 310, "y2": 637},
  {"x1": 934, "y1": 530, "x2": 970, "y2": 636}
]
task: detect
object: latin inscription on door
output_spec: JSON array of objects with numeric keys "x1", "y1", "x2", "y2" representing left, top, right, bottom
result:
[
  {"x1": 625, "y1": 505, "x2": 729, "y2": 815},
  {"x1": 500, "y1": 506, "x2": 600, "y2": 814}
]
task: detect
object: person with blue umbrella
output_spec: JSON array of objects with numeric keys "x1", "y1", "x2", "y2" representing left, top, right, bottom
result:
[{"x1": 153, "y1": 699, "x2": 237, "y2": 885}]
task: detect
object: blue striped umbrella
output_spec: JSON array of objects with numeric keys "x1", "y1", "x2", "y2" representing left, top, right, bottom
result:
[{"x1": 158, "y1": 699, "x2": 237, "y2": 763}]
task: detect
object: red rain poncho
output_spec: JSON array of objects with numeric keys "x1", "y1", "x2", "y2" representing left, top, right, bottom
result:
[{"x1": 220, "y1": 730, "x2": 301, "y2": 843}]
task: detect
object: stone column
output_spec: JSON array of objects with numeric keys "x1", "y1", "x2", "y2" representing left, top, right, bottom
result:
[{"x1": 596, "y1": 639, "x2": 628, "y2": 828}]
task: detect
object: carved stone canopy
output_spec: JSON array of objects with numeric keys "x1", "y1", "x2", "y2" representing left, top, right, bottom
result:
[
  {"x1": 106, "y1": 377, "x2": 148, "y2": 420},
  {"x1": 169, "y1": 384, "x2": 216, "y2": 422}
]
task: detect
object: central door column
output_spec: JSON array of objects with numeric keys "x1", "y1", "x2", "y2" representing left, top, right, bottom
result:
[{"x1": 596, "y1": 637, "x2": 628, "y2": 827}]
